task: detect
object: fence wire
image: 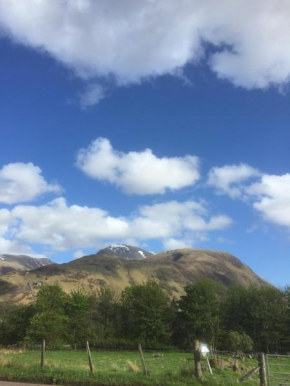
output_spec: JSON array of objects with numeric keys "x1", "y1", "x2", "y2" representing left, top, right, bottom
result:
[{"x1": 266, "y1": 354, "x2": 290, "y2": 386}]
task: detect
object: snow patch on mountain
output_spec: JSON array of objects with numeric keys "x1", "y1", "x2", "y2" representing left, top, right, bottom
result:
[
  {"x1": 138, "y1": 250, "x2": 146, "y2": 258},
  {"x1": 97, "y1": 244, "x2": 154, "y2": 260}
]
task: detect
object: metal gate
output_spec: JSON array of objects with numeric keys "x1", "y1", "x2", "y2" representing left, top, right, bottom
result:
[{"x1": 266, "y1": 354, "x2": 290, "y2": 386}]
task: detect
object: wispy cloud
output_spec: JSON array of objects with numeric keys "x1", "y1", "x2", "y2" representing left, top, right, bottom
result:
[{"x1": 79, "y1": 83, "x2": 106, "y2": 109}]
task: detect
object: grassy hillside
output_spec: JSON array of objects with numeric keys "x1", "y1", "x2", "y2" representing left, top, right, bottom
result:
[{"x1": 0, "y1": 248, "x2": 266, "y2": 304}]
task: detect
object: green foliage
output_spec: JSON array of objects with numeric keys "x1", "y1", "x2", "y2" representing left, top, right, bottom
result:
[
  {"x1": 27, "y1": 284, "x2": 68, "y2": 345},
  {"x1": 89, "y1": 286, "x2": 120, "y2": 342},
  {"x1": 224, "y1": 331, "x2": 253, "y2": 353},
  {"x1": 35, "y1": 283, "x2": 67, "y2": 312},
  {"x1": 222, "y1": 285, "x2": 288, "y2": 352},
  {"x1": 121, "y1": 280, "x2": 172, "y2": 344},
  {"x1": 27, "y1": 311, "x2": 68, "y2": 345},
  {"x1": 65, "y1": 289, "x2": 91, "y2": 346},
  {"x1": 1, "y1": 281, "x2": 290, "y2": 354},
  {"x1": 0, "y1": 303, "x2": 35, "y2": 344},
  {"x1": 178, "y1": 279, "x2": 223, "y2": 347}
]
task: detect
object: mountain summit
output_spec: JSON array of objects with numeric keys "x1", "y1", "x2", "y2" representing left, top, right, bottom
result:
[{"x1": 97, "y1": 244, "x2": 154, "y2": 260}]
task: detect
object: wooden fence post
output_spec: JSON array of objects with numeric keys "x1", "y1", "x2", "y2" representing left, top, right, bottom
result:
[
  {"x1": 40, "y1": 339, "x2": 45, "y2": 369},
  {"x1": 138, "y1": 343, "x2": 148, "y2": 376},
  {"x1": 86, "y1": 341, "x2": 94, "y2": 374},
  {"x1": 193, "y1": 340, "x2": 204, "y2": 381},
  {"x1": 206, "y1": 357, "x2": 213, "y2": 375},
  {"x1": 258, "y1": 352, "x2": 267, "y2": 386}
]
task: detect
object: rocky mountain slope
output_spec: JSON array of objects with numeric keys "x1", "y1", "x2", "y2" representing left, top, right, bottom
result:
[
  {"x1": 0, "y1": 254, "x2": 53, "y2": 274},
  {"x1": 97, "y1": 244, "x2": 154, "y2": 260},
  {"x1": 0, "y1": 248, "x2": 267, "y2": 303}
]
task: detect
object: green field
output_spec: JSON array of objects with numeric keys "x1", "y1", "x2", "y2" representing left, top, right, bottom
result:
[{"x1": 0, "y1": 349, "x2": 260, "y2": 386}]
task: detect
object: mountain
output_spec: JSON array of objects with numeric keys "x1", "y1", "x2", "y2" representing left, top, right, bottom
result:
[
  {"x1": 0, "y1": 254, "x2": 53, "y2": 274},
  {"x1": 97, "y1": 244, "x2": 154, "y2": 260},
  {"x1": 0, "y1": 248, "x2": 267, "y2": 303}
]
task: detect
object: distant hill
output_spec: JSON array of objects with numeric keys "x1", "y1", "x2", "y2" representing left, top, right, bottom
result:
[
  {"x1": 0, "y1": 247, "x2": 267, "y2": 303},
  {"x1": 0, "y1": 254, "x2": 53, "y2": 274},
  {"x1": 97, "y1": 244, "x2": 154, "y2": 260}
]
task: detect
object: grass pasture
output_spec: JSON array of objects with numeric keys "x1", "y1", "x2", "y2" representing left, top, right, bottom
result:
[{"x1": 0, "y1": 348, "x2": 261, "y2": 386}]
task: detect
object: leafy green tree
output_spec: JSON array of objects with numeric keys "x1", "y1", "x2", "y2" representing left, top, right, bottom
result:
[
  {"x1": 0, "y1": 303, "x2": 35, "y2": 344},
  {"x1": 89, "y1": 286, "x2": 120, "y2": 342},
  {"x1": 27, "y1": 284, "x2": 68, "y2": 345},
  {"x1": 178, "y1": 279, "x2": 223, "y2": 347},
  {"x1": 224, "y1": 331, "x2": 253, "y2": 353},
  {"x1": 121, "y1": 280, "x2": 172, "y2": 344},
  {"x1": 65, "y1": 289, "x2": 91, "y2": 347},
  {"x1": 223, "y1": 285, "x2": 288, "y2": 352}
]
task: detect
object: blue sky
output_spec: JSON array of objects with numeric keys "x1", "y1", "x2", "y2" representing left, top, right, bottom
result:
[{"x1": 0, "y1": 0, "x2": 289, "y2": 286}]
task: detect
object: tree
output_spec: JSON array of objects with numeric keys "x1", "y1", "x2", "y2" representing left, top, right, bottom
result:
[
  {"x1": 222, "y1": 285, "x2": 288, "y2": 352},
  {"x1": 89, "y1": 286, "x2": 120, "y2": 342},
  {"x1": 65, "y1": 289, "x2": 91, "y2": 347},
  {"x1": 0, "y1": 303, "x2": 35, "y2": 344},
  {"x1": 224, "y1": 331, "x2": 253, "y2": 353},
  {"x1": 27, "y1": 284, "x2": 68, "y2": 345},
  {"x1": 121, "y1": 280, "x2": 172, "y2": 344},
  {"x1": 178, "y1": 279, "x2": 223, "y2": 347}
]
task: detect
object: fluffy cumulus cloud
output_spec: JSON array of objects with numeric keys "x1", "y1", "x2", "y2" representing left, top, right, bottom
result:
[
  {"x1": 0, "y1": 197, "x2": 232, "y2": 253},
  {"x1": 0, "y1": 162, "x2": 62, "y2": 204},
  {"x1": 0, "y1": 0, "x2": 290, "y2": 99},
  {"x1": 208, "y1": 164, "x2": 290, "y2": 229},
  {"x1": 77, "y1": 138, "x2": 200, "y2": 194},
  {"x1": 246, "y1": 174, "x2": 290, "y2": 228},
  {"x1": 0, "y1": 206, "x2": 45, "y2": 256}
]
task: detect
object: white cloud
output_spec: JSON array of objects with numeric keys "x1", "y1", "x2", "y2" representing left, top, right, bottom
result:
[
  {"x1": 0, "y1": 162, "x2": 62, "y2": 204},
  {"x1": 73, "y1": 250, "x2": 85, "y2": 259},
  {"x1": 246, "y1": 174, "x2": 290, "y2": 228},
  {"x1": 12, "y1": 197, "x2": 129, "y2": 250},
  {"x1": 0, "y1": 237, "x2": 36, "y2": 256},
  {"x1": 79, "y1": 83, "x2": 106, "y2": 108},
  {"x1": 0, "y1": 206, "x2": 46, "y2": 257},
  {"x1": 208, "y1": 163, "x2": 290, "y2": 230},
  {"x1": 77, "y1": 138, "x2": 200, "y2": 194},
  {"x1": 0, "y1": 197, "x2": 232, "y2": 253},
  {"x1": 208, "y1": 163, "x2": 261, "y2": 199},
  {"x1": 134, "y1": 200, "x2": 232, "y2": 237},
  {"x1": 0, "y1": 208, "x2": 12, "y2": 237},
  {"x1": 162, "y1": 238, "x2": 193, "y2": 251},
  {"x1": 1, "y1": 1, "x2": 290, "y2": 92}
]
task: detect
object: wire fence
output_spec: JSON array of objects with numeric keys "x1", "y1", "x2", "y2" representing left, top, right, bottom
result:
[{"x1": 266, "y1": 354, "x2": 290, "y2": 386}]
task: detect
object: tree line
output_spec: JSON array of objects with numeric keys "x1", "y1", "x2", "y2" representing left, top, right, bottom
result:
[{"x1": 0, "y1": 279, "x2": 289, "y2": 353}]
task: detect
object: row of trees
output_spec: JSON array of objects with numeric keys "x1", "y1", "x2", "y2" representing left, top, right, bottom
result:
[{"x1": 0, "y1": 280, "x2": 289, "y2": 353}]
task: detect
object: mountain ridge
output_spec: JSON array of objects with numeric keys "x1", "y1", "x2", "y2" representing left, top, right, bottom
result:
[
  {"x1": 0, "y1": 247, "x2": 267, "y2": 303},
  {"x1": 0, "y1": 254, "x2": 53, "y2": 275}
]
